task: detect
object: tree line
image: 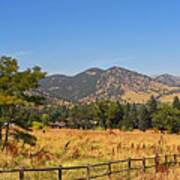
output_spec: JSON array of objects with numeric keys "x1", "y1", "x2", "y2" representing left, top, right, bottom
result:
[{"x1": 34, "y1": 95, "x2": 180, "y2": 134}]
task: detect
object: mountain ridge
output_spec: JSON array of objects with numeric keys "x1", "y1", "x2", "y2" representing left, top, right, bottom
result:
[
  {"x1": 152, "y1": 74, "x2": 180, "y2": 87},
  {"x1": 38, "y1": 66, "x2": 180, "y2": 104}
]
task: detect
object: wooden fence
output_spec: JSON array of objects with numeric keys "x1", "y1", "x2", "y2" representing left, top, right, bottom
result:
[{"x1": 0, "y1": 154, "x2": 180, "y2": 180}]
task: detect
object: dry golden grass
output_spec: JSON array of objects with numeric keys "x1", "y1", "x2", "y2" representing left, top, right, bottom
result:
[
  {"x1": 160, "y1": 92, "x2": 180, "y2": 103},
  {"x1": 1, "y1": 128, "x2": 180, "y2": 179},
  {"x1": 136, "y1": 169, "x2": 180, "y2": 180}
]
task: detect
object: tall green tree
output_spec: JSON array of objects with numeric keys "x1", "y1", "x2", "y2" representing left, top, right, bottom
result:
[
  {"x1": 94, "y1": 100, "x2": 110, "y2": 129},
  {"x1": 172, "y1": 96, "x2": 180, "y2": 110},
  {"x1": 152, "y1": 104, "x2": 180, "y2": 133},
  {"x1": 69, "y1": 104, "x2": 94, "y2": 129},
  {"x1": 138, "y1": 105, "x2": 150, "y2": 131},
  {"x1": 121, "y1": 103, "x2": 133, "y2": 129},
  {"x1": 146, "y1": 95, "x2": 158, "y2": 128},
  {"x1": 41, "y1": 113, "x2": 50, "y2": 125},
  {"x1": 106, "y1": 101, "x2": 124, "y2": 128},
  {"x1": 129, "y1": 103, "x2": 138, "y2": 128},
  {"x1": 0, "y1": 56, "x2": 46, "y2": 150}
]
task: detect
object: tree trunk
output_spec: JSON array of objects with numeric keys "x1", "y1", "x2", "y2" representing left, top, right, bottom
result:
[
  {"x1": 0, "y1": 123, "x2": 2, "y2": 143},
  {"x1": 2, "y1": 122, "x2": 9, "y2": 151}
]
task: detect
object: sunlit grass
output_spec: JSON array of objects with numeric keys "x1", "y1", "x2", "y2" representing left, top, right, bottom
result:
[{"x1": 1, "y1": 128, "x2": 180, "y2": 179}]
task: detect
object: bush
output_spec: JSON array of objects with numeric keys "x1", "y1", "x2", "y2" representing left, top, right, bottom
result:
[
  {"x1": 32, "y1": 121, "x2": 43, "y2": 130},
  {"x1": 167, "y1": 125, "x2": 172, "y2": 134},
  {"x1": 153, "y1": 127, "x2": 159, "y2": 133},
  {"x1": 95, "y1": 126, "x2": 104, "y2": 131},
  {"x1": 121, "y1": 126, "x2": 127, "y2": 132},
  {"x1": 128, "y1": 127, "x2": 134, "y2": 132}
]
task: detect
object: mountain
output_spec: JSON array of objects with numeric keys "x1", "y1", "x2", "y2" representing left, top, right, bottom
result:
[
  {"x1": 38, "y1": 67, "x2": 180, "y2": 104},
  {"x1": 39, "y1": 68, "x2": 104, "y2": 103},
  {"x1": 153, "y1": 74, "x2": 180, "y2": 87}
]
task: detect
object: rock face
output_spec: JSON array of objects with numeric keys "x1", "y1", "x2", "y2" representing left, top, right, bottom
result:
[{"x1": 38, "y1": 67, "x2": 180, "y2": 104}]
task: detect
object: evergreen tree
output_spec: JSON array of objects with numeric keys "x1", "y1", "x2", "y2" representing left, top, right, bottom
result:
[
  {"x1": 146, "y1": 95, "x2": 157, "y2": 128},
  {"x1": 41, "y1": 113, "x2": 50, "y2": 125},
  {"x1": 106, "y1": 101, "x2": 124, "y2": 128},
  {"x1": 69, "y1": 104, "x2": 94, "y2": 129},
  {"x1": 94, "y1": 100, "x2": 109, "y2": 129},
  {"x1": 129, "y1": 103, "x2": 138, "y2": 128},
  {"x1": 138, "y1": 105, "x2": 150, "y2": 131},
  {"x1": 172, "y1": 96, "x2": 180, "y2": 110},
  {"x1": 121, "y1": 103, "x2": 133, "y2": 129},
  {"x1": 152, "y1": 104, "x2": 180, "y2": 133},
  {"x1": 0, "y1": 56, "x2": 46, "y2": 150}
]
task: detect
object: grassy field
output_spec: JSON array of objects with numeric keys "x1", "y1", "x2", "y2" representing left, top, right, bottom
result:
[{"x1": 1, "y1": 128, "x2": 180, "y2": 179}]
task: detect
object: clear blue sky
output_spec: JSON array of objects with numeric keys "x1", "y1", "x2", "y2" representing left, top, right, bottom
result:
[{"x1": 1, "y1": 0, "x2": 180, "y2": 76}]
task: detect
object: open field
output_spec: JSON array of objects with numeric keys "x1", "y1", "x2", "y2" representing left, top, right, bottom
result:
[{"x1": 1, "y1": 129, "x2": 180, "y2": 179}]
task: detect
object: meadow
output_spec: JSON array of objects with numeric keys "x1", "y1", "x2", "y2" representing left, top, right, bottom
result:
[{"x1": 1, "y1": 128, "x2": 180, "y2": 179}]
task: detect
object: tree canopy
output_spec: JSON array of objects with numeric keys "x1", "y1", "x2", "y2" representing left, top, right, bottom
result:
[{"x1": 0, "y1": 56, "x2": 46, "y2": 150}]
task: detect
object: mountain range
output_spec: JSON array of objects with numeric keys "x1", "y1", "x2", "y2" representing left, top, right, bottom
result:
[{"x1": 37, "y1": 67, "x2": 180, "y2": 104}]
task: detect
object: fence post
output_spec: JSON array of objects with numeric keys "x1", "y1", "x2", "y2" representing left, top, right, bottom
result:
[
  {"x1": 87, "y1": 164, "x2": 91, "y2": 180},
  {"x1": 155, "y1": 153, "x2": 160, "y2": 173},
  {"x1": 108, "y1": 162, "x2": 111, "y2": 179},
  {"x1": 174, "y1": 154, "x2": 177, "y2": 165},
  {"x1": 19, "y1": 167, "x2": 24, "y2": 180},
  {"x1": 165, "y1": 155, "x2": 168, "y2": 166},
  {"x1": 142, "y1": 157, "x2": 146, "y2": 172},
  {"x1": 127, "y1": 158, "x2": 131, "y2": 180},
  {"x1": 58, "y1": 165, "x2": 62, "y2": 180}
]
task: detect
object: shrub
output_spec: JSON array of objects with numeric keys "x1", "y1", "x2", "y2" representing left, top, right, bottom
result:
[
  {"x1": 153, "y1": 127, "x2": 159, "y2": 133},
  {"x1": 121, "y1": 125, "x2": 127, "y2": 132},
  {"x1": 32, "y1": 121, "x2": 43, "y2": 130}
]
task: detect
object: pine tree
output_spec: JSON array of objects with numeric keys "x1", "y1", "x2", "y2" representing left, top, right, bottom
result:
[
  {"x1": 121, "y1": 103, "x2": 133, "y2": 129},
  {"x1": 106, "y1": 101, "x2": 124, "y2": 128},
  {"x1": 146, "y1": 95, "x2": 157, "y2": 128},
  {"x1": 0, "y1": 56, "x2": 46, "y2": 150},
  {"x1": 129, "y1": 103, "x2": 138, "y2": 128},
  {"x1": 152, "y1": 104, "x2": 180, "y2": 133},
  {"x1": 172, "y1": 96, "x2": 180, "y2": 110},
  {"x1": 138, "y1": 105, "x2": 150, "y2": 131}
]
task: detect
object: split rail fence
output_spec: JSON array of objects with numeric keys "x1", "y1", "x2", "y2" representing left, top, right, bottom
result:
[{"x1": 0, "y1": 154, "x2": 180, "y2": 180}]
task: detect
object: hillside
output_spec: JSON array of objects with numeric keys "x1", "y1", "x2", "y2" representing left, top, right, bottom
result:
[
  {"x1": 39, "y1": 68, "x2": 104, "y2": 103},
  {"x1": 38, "y1": 67, "x2": 180, "y2": 104},
  {"x1": 153, "y1": 74, "x2": 180, "y2": 86}
]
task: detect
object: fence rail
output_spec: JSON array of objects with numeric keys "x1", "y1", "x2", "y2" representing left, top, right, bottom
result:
[{"x1": 0, "y1": 154, "x2": 180, "y2": 180}]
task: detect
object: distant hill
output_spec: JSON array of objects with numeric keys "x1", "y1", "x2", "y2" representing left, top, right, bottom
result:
[
  {"x1": 38, "y1": 67, "x2": 180, "y2": 104},
  {"x1": 39, "y1": 68, "x2": 104, "y2": 103},
  {"x1": 153, "y1": 74, "x2": 180, "y2": 87}
]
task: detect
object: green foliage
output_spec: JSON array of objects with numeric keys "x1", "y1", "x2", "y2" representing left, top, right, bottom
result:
[
  {"x1": 128, "y1": 127, "x2": 134, "y2": 132},
  {"x1": 0, "y1": 56, "x2": 46, "y2": 148},
  {"x1": 172, "y1": 96, "x2": 180, "y2": 110},
  {"x1": 152, "y1": 104, "x2": 180, "y2": 133},
  {"x1": 147, "y1": 95, "x2": 158, "y2": 113},
  {"x1": 11, "y1": 128, "x2": 37, "y2": 146},
  {"x1": 94, "y1": 100, "x2": 110, "y2": 129},
  {"x1": 106, "y1": 101, "x2": 124, "y2": 128},
  {"x1": 138, "y1": 105, "x2": 150, "y2": 131},
  {"x1": 153, "y1": 127, "x2": 159, "y2": 133},
  {"x1": 42, "y1": 105, "x2": 69, "y2": 122},
  {"x1": 121, "y1": 125, "x2": 127, "y2": 132},
  {"x1": 41, "y1": 113, "x2": 50, "y2": 125},
  {"x1": 32, "y1": 121, "x2": 44, "y2": 130},
  {"x1": 146, "y1": 95, "x2": 158, "y2": 128},
  {"x1": 129, "y1": 103, "x2": 138, "y2": 128},
  {"x1": 69, "y1": 104, "x2": 95, "y2": 129},
  {"x1": 120, "y1": 103, "x2": 133, "y2": 129}
]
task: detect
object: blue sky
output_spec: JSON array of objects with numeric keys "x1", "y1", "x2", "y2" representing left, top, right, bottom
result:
[{"x1": 1, "y1": 0, "x2": 180, "y2": 76}]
